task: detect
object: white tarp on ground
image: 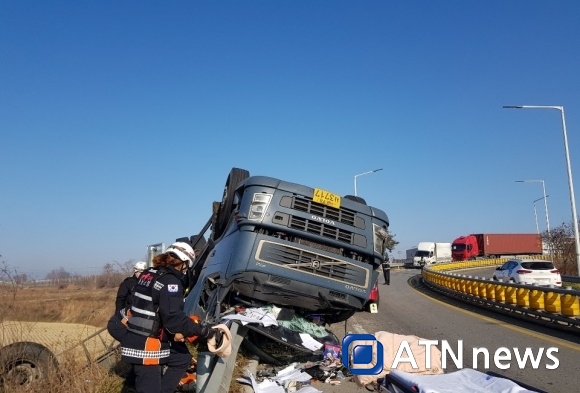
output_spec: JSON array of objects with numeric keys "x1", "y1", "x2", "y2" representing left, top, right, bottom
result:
[
  {"x1": 354, "y1": 331, "x2": 444, "y2": 387},
  {"x1": 388, "y1": 368, "x2": 539, "y2": 393}
]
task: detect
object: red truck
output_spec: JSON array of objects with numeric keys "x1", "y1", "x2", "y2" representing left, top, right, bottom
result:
[{"x1": 451, "y1": 233, "x2": 543, "y2": 261}]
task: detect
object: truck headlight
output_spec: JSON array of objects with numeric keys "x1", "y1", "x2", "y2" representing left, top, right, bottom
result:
[
  {"x1": 373, "y1": 224, "x2": 388, "y2": 254},
  {"x1": 248, "y1": 193, "x2": 272, "y2": 220}
]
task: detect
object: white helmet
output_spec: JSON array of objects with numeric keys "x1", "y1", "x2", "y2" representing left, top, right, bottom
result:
[
  {"x1": 134, "y1": 261, "x2": 147, "y2": 272},
  {"x1": 166, "y1": 242, "x2": 196, "y2": 267}
]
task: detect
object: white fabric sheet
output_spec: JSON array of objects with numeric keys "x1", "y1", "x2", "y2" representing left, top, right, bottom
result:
[{"x1": 388, "y1": 369, "x2": 539, "y2": 393}]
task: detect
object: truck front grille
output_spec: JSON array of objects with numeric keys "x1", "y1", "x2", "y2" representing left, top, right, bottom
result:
[
  {"x1": 283, "y1": 196, "x2": 357, "y2": 226},
  {"x1": 256, "y1": 240, "x2": 367, "y2": 287},
  {"x1": 289, "y1": 216, "x2": 353, "y2": 244}
]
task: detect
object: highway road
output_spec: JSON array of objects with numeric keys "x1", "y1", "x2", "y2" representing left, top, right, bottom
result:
[{"x1": 321, "y1": 267, "x2": 580, "y2": 393}]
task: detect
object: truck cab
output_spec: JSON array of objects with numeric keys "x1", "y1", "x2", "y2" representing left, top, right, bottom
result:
[
  {"x1": 451, "y1": 235, "x2": 477, "y2": 261},
  {"x1": 404, "y1": 247, "x2": 418, "y2": 267},
  {"x1": 183, "y1": 168, "x2": 390, "y2": 326},
  {"x1": 413, "y1": 242, "x2": 452, "y2": 266},
  {"x1": 413, "y1": 242, "x2": 435, "y2": 266}
]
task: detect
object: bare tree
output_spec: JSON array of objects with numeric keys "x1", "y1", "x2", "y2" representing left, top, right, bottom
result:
[
  {"x1": 0, "y1": 257, "x2": 18, "y2": 323},
  {"x1": 543, "y1": 220, "x2": 578, "y2": 275},
  {"x1": 46, "y1": 267, "x2": 72, "y2": 281},
  {"x1": 116, "y1": 259, "x2": 136, "y2": 276},
  {"x1": 385, "y1": 229, "x2": 400, "y2": 253}
]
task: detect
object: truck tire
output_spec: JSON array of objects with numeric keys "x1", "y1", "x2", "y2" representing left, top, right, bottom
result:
[
  {"x1": 0, "y1": 342, "x2": 58, "y2": 390},
  {"x1": 212, "y1": 168, "x2": 250, "y2": 240}
]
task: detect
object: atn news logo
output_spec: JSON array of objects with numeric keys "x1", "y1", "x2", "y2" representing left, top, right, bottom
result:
[{"x1": 341, "y1": 334, "x2": 384, "y2": 375}]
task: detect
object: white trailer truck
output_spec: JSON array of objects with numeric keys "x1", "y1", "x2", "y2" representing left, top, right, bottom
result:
[{"x1": 412, "y1": 242, "x2": 452, "y2": 267}]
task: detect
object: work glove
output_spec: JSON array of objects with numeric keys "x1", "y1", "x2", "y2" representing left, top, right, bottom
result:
[{"x1": 199, "y1": 323, "x2": 222, "y2": 345}]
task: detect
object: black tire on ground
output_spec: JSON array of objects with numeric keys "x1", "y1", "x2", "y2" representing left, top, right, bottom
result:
[
  {"x1": 344, "y1": 195, "x2": 367, "y2": 205},
  {"x1": 0, "y1": 342, "x2": 59, "y2": 390},
  {"x1": 212, "y1": 168, "x2": 250, "y2": 240}
]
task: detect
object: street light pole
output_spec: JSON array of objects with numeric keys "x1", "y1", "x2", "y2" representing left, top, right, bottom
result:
[
  {"x1": 505, "y1": 105, "x2": 580, "y2": 274},
  {"x1": 533, "y1": 202, "x2": 539, "y2": 234},
  {"x1": 354, "y1": 168, "x2": 383, "y2": 196},
  {"x1": 532, "y1": 195, "x2": 549, "y2": 234},
  {"x1": 515, "y1": 180, "x2": 551, "y2": 235}
]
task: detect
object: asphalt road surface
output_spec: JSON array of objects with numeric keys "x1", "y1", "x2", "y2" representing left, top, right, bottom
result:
[{"x1": 318, "y1": 267, "x2": 580, "y2": 393}]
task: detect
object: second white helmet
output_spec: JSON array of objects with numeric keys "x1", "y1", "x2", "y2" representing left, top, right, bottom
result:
[{"x1": 134, "y1": 261, "x2": 147, "y2": 272}]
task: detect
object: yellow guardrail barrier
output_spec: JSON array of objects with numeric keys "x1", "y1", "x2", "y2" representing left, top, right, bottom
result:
[{"x1": 421, "y1": 258, "x2": 580, "y2": 328}]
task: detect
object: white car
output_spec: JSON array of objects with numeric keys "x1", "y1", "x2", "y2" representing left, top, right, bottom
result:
[{"x1": 493, "y1": 259, "x2": 562, "y2": 287}]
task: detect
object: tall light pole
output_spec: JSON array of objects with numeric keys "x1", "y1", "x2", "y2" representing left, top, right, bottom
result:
[
  {"x1": 504, "y1": 105, "x2": 580, "y2": 273},
  {"x1": 354, "y1": 168, "x2": 383, "y2": 196},
  {"x1": 515, "y1": 180, "x2": 550, "y2": 235},
  {"x1": 532, "y1": 195, "x2": 549, "y2": 234}
]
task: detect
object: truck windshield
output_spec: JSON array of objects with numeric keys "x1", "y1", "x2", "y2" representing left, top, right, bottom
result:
[
  {"x1": 452, "y1": 244, "x2": 466, "y2": 251},
  {"x1": 415, "y1": 251, "x2": 430, "y2": 257}
]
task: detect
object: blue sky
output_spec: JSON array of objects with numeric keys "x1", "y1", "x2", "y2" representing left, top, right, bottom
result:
[{"x1": 1, "y1": 1, "x2": 580, "y2": 278}]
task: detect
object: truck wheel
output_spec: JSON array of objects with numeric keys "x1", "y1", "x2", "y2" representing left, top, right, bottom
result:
[
  {"x1": 0, "y1": 342, "x2": 58, "y2": 389},
  {"x1": 212, "y1": 168, "x2": 250, "y2": 240}
]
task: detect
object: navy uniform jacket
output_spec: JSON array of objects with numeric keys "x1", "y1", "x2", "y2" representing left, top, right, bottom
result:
[
  {"x1": 115, "y1": 275, "x2": 138, "y2": 313},
  {"x1": 120, "y1": 265, "x2": 205, "y2": 365}
]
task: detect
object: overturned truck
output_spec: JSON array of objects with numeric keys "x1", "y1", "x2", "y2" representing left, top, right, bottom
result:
[{"x1": 180, "y1": 168, "x2": 390, "y2": 362}]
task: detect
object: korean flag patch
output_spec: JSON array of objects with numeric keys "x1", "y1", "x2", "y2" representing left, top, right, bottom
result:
[{"x1": 168, "y1": 284, "x2": 179, "y2": 293}]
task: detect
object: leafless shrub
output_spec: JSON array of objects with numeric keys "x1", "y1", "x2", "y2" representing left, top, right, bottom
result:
[
  {"x1": 1, "y1": 350, "x2": 121, "y2": 393},
  {"x1": 543, "y1": 220, "x2": 579, "y2": 275},
  {"x1": 0, "y1": 259, "x2": 18, "y2": 324}
]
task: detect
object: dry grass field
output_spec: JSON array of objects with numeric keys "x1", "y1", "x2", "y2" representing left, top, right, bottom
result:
[
  {"x1": 0, "y1": 281, "x2": 249, "y2": 393},
  {"x1": 0, "y1": 282, "x2": 123, "y2": 393},
  {"x1": 2, "y1": 284, "x2": 117, "y2": 327}
]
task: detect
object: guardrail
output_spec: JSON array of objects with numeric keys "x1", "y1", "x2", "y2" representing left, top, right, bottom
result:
[
  {"x1": 563, "y1": 275, "x2": 580, "y2": 284},
  {"x1": 421, "y1": 260, "x2": 580, "y2": 330}
]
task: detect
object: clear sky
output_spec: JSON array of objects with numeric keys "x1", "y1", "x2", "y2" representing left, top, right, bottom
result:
[{"x1": 1, "y1": 1, "x2": 579, "y2": 279}]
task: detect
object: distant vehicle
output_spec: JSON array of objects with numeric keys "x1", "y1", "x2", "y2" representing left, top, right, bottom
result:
[
  {"x1": 451, "y1": 233, "x2": 542, "y2": 261},
  {"x1": 405, "y1": 247, "x2": 418, "y2": 267},
  {"x1": 411, "y1": 242, "x2": 452, "y2": 267},
  {"x1": 492, "y1": 259, "x2": 562, "y2": 287}
]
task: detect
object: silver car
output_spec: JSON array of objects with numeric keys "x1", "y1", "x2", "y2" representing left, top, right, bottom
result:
[{"x1": 493, "y1": 259, "x2": 562, "y2": 287}]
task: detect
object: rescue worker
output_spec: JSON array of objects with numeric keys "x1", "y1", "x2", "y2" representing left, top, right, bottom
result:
[
  {"x1": 382, "y1": 255, "x2": 391, "y2": 285},
  {"x1": 120, "y1": 242, "x2": 222, "y2": 393},
  {"x1": 108, "y1": 261, "x2": 147, "y2": 391},
  {"x1": 115, "y1": 261, "x2": 147, "y2": 313}
]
